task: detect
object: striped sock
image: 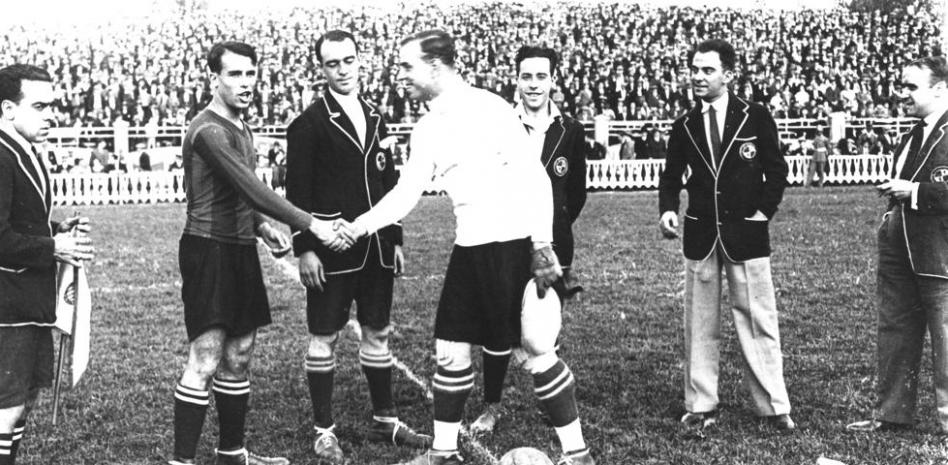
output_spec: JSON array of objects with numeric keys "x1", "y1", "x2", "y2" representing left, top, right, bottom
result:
[
  {"x1": 212, "y1": 377, "x2": 251, "y2": 452},
  {"x1": 432, "y1": 365, "x2": 474, "y2": 451},
  {"x1": 10, "y1": 419, "x2": 24, "y2": 461},
  {"x1": 482, "y1": 347, "x2": 511, "y2": 404},
  {"x1": 305, "y1": 355, "x2": 336, "y2": 428},
  {"x1": 360, "y1": 350, "x2": 395, "y2": 416},
  {"x1": 0, "y1": 432, "x2": 12, "y2": 465},
  {"x1": 533, "y1": 360, "x2": 579, "y2": 428},
  {"x1": 173, "y1": 382, "x2": 209, "y2": 461}
]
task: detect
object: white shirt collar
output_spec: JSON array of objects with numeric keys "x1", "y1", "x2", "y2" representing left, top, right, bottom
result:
[
  {"x1": 428, "y1": 78, "x2": 468, "y2": 114},
  {"x1": 701, "y1": 92, "x2": 729, "y2": 115},
  {"x1": 516, "y1": 101, "x2": 561, "y2": 133},
  {"x1": 922, "y1": 100, "x2": 948, "y2": 128},
  {"x1": 328, "y1": 87, "x2": 361, "y2": 108}
]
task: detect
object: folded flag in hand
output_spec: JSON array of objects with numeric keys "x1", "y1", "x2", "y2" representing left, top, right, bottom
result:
[{"x1": 54, "y1": 263, "x2": 91, "y2": 388}]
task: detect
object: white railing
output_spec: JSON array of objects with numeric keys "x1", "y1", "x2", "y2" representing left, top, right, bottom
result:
[
  {"x1": 47, "y1": 155, "x2": 893, "y2": 206},
  {"x1": 42, "y1": 118, "x2": 917, "y2": 149}
]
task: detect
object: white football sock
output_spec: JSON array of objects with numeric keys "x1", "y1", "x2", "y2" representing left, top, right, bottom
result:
[
  {"x1": 432, "y1": 420, "x2": 460, "y2": 451},
  {"x1": 554, "y1": 419, "x2": 586, "y2": 453}
]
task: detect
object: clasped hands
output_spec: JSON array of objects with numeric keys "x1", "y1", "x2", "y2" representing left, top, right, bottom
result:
[
  {"x1": 53, "y1": 215, "x2": 94, "y2": 267},
  {"x1": 309, "y1": 218, "x2": 367, "y2": 252}
]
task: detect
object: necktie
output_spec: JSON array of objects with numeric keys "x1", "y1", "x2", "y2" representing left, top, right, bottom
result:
[
  {"x1": 708, "y1": 105, "x2": 722, "y2": 166},
  {"x1": 899, "y1": 121, "x2": 926, "y2": 180}
]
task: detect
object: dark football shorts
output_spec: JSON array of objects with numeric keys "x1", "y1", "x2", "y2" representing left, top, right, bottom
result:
[
  {"x1": 0, "y1": 326, "x2": 53, "y2": 408},
  {"x1": 435, "y1": 237, "x2": 531, "y2": 348},
  {"x1": 179, "y1": 234, "x2": 271, "y2": 341},
  {"x1": 306, "y1": 238, "x2": 394, "y2": 335}
]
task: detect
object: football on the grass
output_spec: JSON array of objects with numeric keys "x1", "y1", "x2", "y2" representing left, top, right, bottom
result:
[{"x1": 498, "y1": 447, "x2": 554, "y2": 465}]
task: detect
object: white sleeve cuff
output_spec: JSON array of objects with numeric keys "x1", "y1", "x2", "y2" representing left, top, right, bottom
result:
[{"x1": 911, "y1": 183, "x2": 920, "y2": 210}]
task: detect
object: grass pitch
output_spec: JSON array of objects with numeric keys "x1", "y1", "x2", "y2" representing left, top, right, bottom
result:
[{"x1": 17, "y1": 187, "x2": 948, "y2": 464}]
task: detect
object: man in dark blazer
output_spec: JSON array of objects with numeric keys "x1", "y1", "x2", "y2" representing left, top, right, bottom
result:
[
  {"x1": 285, "y1": 30, "x2": 429, "y2": 464},
  {"x1": 470, "y1": 45, "x2": 588, "y2": 435},
  {"x1": 657, "y1": 39, "x2": 794, "y2": 431},
  {"x1": 848, "y1": 56, "x2": 948, "y2": 433},
  {"x1": 0, "y1": 64, "x2": 93, "y2": 464}
]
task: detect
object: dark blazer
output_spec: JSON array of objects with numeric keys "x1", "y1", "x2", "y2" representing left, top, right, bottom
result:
[
  {"x1": 0, "y1": 130, "x2": 57, "y2": 325},
  {"x1": 541, "y1": 115, "x2": 587, "y2": 268},
  {"x1": 659, "y1": 93, "x2": 788, "y2": 262},
  {"x1": 890, "y1": 109, "x2": 948, "y2": 278},
  {"x1": 286, "y1": 91, "x2": 402, "y2": 275}
]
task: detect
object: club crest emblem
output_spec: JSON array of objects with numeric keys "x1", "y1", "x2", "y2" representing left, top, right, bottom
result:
[
  {"x1": 63, "y1": 282, "x2": 76, "y2": 305},
  {"x1": 553, "y1": 157, "x2": 569, "y2": 177},
  {"x1": 932, "y1": 166, "x2": 948, "y2": 183},
  {"x1": 375, "y1": 152, "x2": 386, "y2": 171},
  {"x1": 739, "y1": 142, "x2": 757, "y2": 160}
]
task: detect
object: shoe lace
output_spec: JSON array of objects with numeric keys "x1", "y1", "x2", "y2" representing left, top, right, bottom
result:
[
  {"x1": 314, "y1": 425, "x2": 338, "y2": 449},
  {"x1": 390, "y1": 419, "x2": 413, "y2": 443}
]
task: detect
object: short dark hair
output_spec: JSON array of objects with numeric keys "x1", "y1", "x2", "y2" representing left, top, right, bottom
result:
[
  {"x1": 515, "y1": 46, "x2": 559, "y2": 75},
  {"x1": 907, "y1": 55, "x2": 948, "y2": 85},
  {"x1": 207, "y1": 42, "x2": 257, "y2": 74},
  {"x1": 400, "y1": 29, "x2": 456, "y2": 67},
  {"x1": 0, "y1": 64, "x2": 52, "y2": 109},
  {"x1": 315, "y1": 30, "x2": 358, "y2": 63},
  {"x1": 691, "y1": 39, "x2": 737, "y2": 71}
]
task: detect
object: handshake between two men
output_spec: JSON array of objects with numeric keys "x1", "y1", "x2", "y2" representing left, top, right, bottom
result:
[{"x1": 308, "y1": 218, "x2": 367, "y2": 252}]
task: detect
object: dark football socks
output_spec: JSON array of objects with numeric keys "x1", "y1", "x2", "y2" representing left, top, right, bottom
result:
[
  {"x1": 360, "y1": 349, "x2": 395, "y2": 416},
  {"x1": 432, "y1": 364, "x2": 474, "y2": 451},
  {"x1": 482, "y1": 347, "x2": 511, "y2": 404},
  {"x1": 212, "y1": 377, "x2": 250, "y2": 451},
  {"x1": 305, "y1": 354, "x2": 336, "y2": 428},
  {"x1": 173, "y1": 382, "x2": 209, "y2": 460},
  {"x1": 533, "y1": 359, "x2": 587, "y2": 453},
  {"x1": 533, "y1": 359, "x2": 578, "y2": 427},
  {"x1": 10, "y1": 419, "x2": 24, "y2": 462},
  {"x1": 0, "y1": 432, "x2": 13, "y2": 465}
]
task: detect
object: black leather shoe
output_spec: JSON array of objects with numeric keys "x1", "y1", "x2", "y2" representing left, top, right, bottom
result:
[{"x1": 764, "y1": 414, "x2": 796, "y2": 431}]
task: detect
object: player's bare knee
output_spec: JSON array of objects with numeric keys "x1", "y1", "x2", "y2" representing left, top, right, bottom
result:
[
  {"x1": 0, "y1": 405, "x2": 25, "y2": 432},
  {"x1": 219, "y1": 332, "x2": 256, "y2": 378},
  {"x1": 360, "y1": 325, "x2": 392, "y2": 355},
  {"x1": 184, "y1": 334, "x2": 225, "y2": 383},
  {"x1": 522, "y1": 351, "x2": 559, "y2": 375},
  {"x1": 435, "y1": 339, "x2": 472, "y2": 370},
  {"x1": 308, "y1": 332, "x2": 339, "y2": 359}
]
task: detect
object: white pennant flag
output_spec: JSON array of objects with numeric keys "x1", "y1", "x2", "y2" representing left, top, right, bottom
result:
[{"x1": 54, "y1": 263, "x2": 92, "y2": 387}]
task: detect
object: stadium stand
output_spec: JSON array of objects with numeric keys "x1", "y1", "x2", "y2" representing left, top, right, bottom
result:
[{"x1": 0, "y1": 2, "x2": 940, "y2": 128}]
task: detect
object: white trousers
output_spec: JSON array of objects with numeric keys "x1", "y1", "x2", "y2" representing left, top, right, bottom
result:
[{"x1": 683, "y1": 248, "x2": 791, "y2": 416}]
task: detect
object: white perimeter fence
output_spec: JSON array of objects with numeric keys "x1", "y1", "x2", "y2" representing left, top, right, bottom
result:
[{"x1": 49, "y1": 154, "x2": 890, "y2": 206}]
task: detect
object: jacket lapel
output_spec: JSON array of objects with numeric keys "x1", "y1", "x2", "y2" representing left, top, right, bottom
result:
[
  {"x1": 0, "y1": 130, "x2": 47, "y2": 212},
  {"x1": 717, "y1": 94, "x2": 750, "y2": 173},
  {"x1": 909, "y1": 109, "x2": 948, "y2": 181},
  {"x1": 682, "y1": 104, "x2": 715, "y2": 175},
  {"x1": 322, "y1": 92, "x2": 363, "y2": 153},
  {"x1": 892, "y1": 131, "x2": 912, "y2": 178},
  {"x1": 361, "y1": 97, "x2": 380, "y2": 155},
  {"x1": 541, "y1": 118, "x2": 566, "y2": 167}
]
